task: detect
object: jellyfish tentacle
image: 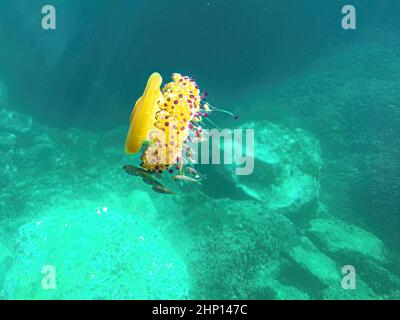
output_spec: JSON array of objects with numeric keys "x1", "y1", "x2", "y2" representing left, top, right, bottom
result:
[
  {"x1": 206, "y1": 102, "x2": 236, "y2": 117},
  {"x1": 203, "y1": 117, "x2": 222, "y2": 130}
]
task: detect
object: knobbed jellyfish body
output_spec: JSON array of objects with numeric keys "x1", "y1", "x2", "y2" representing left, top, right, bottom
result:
[{"x1": 125, "y1": 73, "x2": 203, "y2": 173}]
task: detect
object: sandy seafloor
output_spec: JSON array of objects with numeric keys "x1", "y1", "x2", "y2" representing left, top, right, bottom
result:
[{"x1": 0, "y1": 35, "x2": 399, "y2": 300}]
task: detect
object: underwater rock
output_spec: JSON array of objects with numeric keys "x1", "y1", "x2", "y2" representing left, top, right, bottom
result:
[
  {"x1": 219, "y1": 121, "x2": 321, "y2": 218},
  {"x1": 3, "y1": 209, "x2": 188, "y2": 300},
  {"x1": 126, "y1": 189, "x2": 159, "y2": 224},
  {"x1": 171, "y1": 196, "x2": 308, "y2": 299},
  {"x1": 173, "y1": 197, "x2": 280, "y2": 299},
  {"x1": 0, "y1": 150, "x2": 18, "y2": 184},
  {"x1": 267, "y1": 280, "x2": 310, "y2": 300},
  {"x1": 287, "y1": 234, "x2": 380, "y2": 299},
  {"x1": 322, "y1": 278, "x2": 377, "y2": 300},
  {"x1": 307, "y1": 218, "x2": 387, "y2": 262},
  {"x1": 0, "y1": 109, "x2": 33, "y2": 134},
  {"x1": 251, "y1": 261, "x2": 310, "y2": 300},
  {"x1": 358, "y1": 259, "x2": 400, "y2": 298},
  {"x1": 289, "y1": 236, "x2": 341, "y2": 285}
]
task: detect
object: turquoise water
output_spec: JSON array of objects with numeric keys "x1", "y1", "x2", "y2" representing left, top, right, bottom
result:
[{"x1": 0, "y1": 1, "x2": 399, "y2": 299}]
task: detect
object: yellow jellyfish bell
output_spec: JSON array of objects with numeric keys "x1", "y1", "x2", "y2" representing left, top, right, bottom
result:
[{"x1": 125, "y1": 72, "x2": 163, "y2": 154}]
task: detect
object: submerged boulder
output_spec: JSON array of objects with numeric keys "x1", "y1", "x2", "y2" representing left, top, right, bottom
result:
[
  {"x1": 217, "y1": 121, "x2": 321, "y2": 218},
  {"x1": 289, "y1": 237, "x2": 341, "y2": 285},
  {"x1": 308, "y1": 218, "x2": 387, "y2": 262},
  {"x1": 3, "y1": 208, "x2": 188, "y2": 300},
  {"x1": 287, "y1": 235, "x2": 379, "y2": 299},
  {"x1": 322, "y1": 278, "x2": 378, "y2": 300},
  {"x1": 251, "y1": 261, "x2": 310, "y2": 300}
]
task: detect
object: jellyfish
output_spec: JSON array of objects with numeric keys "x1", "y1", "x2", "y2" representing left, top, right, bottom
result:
[{"x1": 125, "y1": 72, "x2": 236, "y2": 186}]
